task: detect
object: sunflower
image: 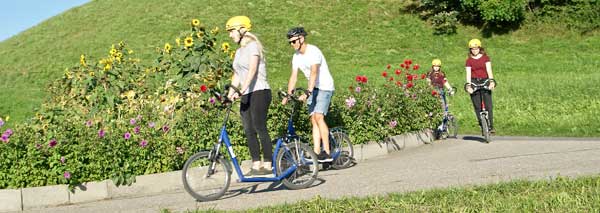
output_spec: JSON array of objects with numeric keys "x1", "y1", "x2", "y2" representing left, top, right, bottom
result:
[
  {"x1": 109, "y1": 48, "x2": 117, "y2": 56},
  {"x1": 191, "y1": 19, "x2": 200, "y2": 27},
  {"x1": 196, "y1": 31, "x2": 204, "y2": 38},
  {"x1": 221, "y1": 42, "x2": 230, "y2": 53},
  {"x1": 80, "y1": 54, "x2": 87, "y2": 67},
  {"x1": 210, "y1": 27, "x2": 219, "y2": 35},
  {"x1": 164, "y1": 43, "x2": 172, "y2": 53},
  {"x1": 184, "y1": 36, "x2": 194, "y2": 48}
]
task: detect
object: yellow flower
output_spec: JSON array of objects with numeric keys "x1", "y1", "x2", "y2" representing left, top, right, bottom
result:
[
  {"x1": 211, "y1": 27, "x2": 219, "y2": 35},
  {"x1": 119, "y1": 41, "x2": 125, "y2": 47},
  {"x1": 104, "y1": 63, "x2": 112, "y2": 71},
  {"x1": 80, "y1": 54, "x2": 87, "y2": 67},
  {"x1": 164, "y1": 43, "x2": 172, "y2": 53},
  {"x1": 229, "y1": 51, "x2": 235, "y2": 59},
  {"x1": 184, "y1": 36, "x2": 194, "y2": 48},
  {"x1": 221, "y1": 42, "x2": 230, "y2": 53},
  {"x1": 5, "y1": 116, "x2": 9, "y2": 121},
  {"x1": 196, "y1": 31, "x2": 204, "y2": 38},
  {"x1": 191, "y1": 19, "x2": 200, "y2": 27},
  {"x1": 110, "y1": 48, "x2": 117, "y2": 56},
  {"x1": 128, "y1": 50, "x2": 133, "y2": 54},
  {"x1": 89, "y1": 72, "x2": 95, "y2": 77},
  {"x1": 125, "y1": 90, "x2": 136, "y2": 99},
  {"x1": 64, "y1": 69, "x2": 73, "y2": 79},
  {"x1": 116, "y1": 52, "x2": 123, "y2": 58},
  {"x1": 175, "y1": 38, "x2": 181, "y2": 46}
]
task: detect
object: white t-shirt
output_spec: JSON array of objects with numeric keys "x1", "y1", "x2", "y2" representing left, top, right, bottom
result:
[
  {"x1": 232, "y1": 41, "x2": 270, "y2": 95},
  {"x1": 292, "y1": 44, "x2": 335, "y2": 91}
]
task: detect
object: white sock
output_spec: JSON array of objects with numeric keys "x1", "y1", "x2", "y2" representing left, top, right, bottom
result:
[
  {"x1": 263, "y1": 161, "x2": 272, "y2": 169},
  {"x1": 252, "y1": 161, "x2": 261, "y2": 170}
]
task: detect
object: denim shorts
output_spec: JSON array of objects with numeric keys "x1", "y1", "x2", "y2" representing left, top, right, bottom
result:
[{"x1": 307, "y1": 89, "x2": 334, "y2": 116}]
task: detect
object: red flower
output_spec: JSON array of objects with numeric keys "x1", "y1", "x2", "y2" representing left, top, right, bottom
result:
[
  {"x1": 413, "y1": 64, "x2": 420, "y2": 70},
  {"x1": 355, "y1": 75, "x2": 362, "y2": 83},
  {"x1": 396, "y1": 81, "x2": 403, "y2": 86},
  {"x1": 413, "y1": 74, "x2": 418, "y2": 80},
  {"x1": 388, "y1": 77, "x2": 394, "y2": 81},
  {"x1": 361, "y1": 76, "x2": 368, "y2": 83},
  {"x1": 404, "y1": 59, "x2": 412, "y2": 65},
  {"x1": 407, "y1": 74, "x2": 414, "y2": 81},
  {"x1": 400, "y1": 63, "x2": 406, "y2": 68},
  {"x1": 395, "y1": 69, "x2": 401, "y2": 75},
  {"x1": 200, "y1": 85, "x2": 208, "y2": 92},
  {"x1": 431, "y1": 90, "x2": 438, "y2": 96},
  {"x1": 382, "y1": 71, "x2": 388, "y2": 78},
  {"x1": 421, "y1": 74, "x2": 426, "y2": 79},
  {"x1": 406, "y1": 82, "x2": 414, "y2": 89},
  {"x1": 386, "y1": 64, "x2": 391, "y2": 69}
]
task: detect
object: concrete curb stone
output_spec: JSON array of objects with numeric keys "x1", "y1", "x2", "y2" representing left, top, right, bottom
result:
[
  {"x1": 0, "y1": 189, "x2": 21, "y2": 212},
  {"x1": 21, "y1": 185, "x2": 69, "y2": 210}
]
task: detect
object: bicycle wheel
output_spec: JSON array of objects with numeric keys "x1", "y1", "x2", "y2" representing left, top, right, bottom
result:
[
  {"x1": 276, "y1": 141, "x2": 318, "y2": 190},
  {"x1": 480, "y1": 114, "x2": 491, "y2": 143},
  {"x1": 330, "y1": 131, "x2": 354, "y2": 169},
  {"x1": 182, "y1": 151, "x2": 231, "y2": 201},
  {"x1": 446, "y1": 114, "x2": 458, "y2": 138}
]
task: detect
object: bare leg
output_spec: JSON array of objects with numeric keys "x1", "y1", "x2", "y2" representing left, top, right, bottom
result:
[
  {"x1": 314, "y1": 113, "x2": 330, "y2": 154},
  {"x1": 311, "y1": 115, "x2": 321, "y2": 154}
]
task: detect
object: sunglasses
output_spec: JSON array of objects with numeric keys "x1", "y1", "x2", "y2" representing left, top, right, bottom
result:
[{"x1": 288, "y1": 38, "x2": 300, "y2": 44}]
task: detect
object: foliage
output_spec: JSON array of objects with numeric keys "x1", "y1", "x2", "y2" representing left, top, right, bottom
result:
[
  {"x1": 334, "y1": 60, "x2": 442, "y2": 144},
  {"x1": 528, "y1": 0, "x2": 600, "y2": 33},
  {"x1": 410, "y1": 0, "x2": 529, "y2": 34},
  {"x1": 0, "y1": 20, "x2": 439, "y2": 189}
]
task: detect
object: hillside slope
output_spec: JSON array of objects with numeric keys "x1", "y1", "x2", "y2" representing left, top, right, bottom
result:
[{"x1": 1, "y1": 0, "x2": 599, "y2": 136}]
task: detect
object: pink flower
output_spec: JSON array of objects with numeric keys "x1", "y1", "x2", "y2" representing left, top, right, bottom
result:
[
  {"x1": 64, "y1": 171, "x2": 71, "y2": 179},
  {"x1": 134, "y1": 126, "x2": 141, "y2": 134},
  {"x1": 124, "y1": 132, "x2": 131, "y2": 140},
  {"x1": 355, "y1": 86, "x2": 362, "y2": 93},
  {"x1": 4, "y1": 129, "x2": 13, "y2": 137},
  {"x1": 162, "y1": 125, "x2": 170, "y2": 133},
  {"x1": 139, "y1": 140, "x2": 148, "y2": 148},
  {"x1": 1, "y1": 135, "x2": 9, "y2": 143},
  {"x1": 345, "y1": 97, "x2": 356, "y2": 108},
  {"x1": 130, "y1": 118, "x2": 136, "y2": 125},
  {"x1": 60, "y1": 156, "x2": 66, "y2": 164},
  {"x1": 0, "y1": 118, "x2": 4, "y2": 127},
  {"x1": 209, "y1": 97, "x2": 216, "y2": 105},
  {"x1": 148, "y1": 122, "x2": 156, "y2": 128},
  {"x1": 48, "y1": 139, "x2": 57, "y2": 148},
  {"x1": 176, "y1": 146, "x2": 184, "y2": 154},
  {"x1": 389, "y1": 120, "x2": 398, "y2": 128},
  {"x1": 85, "y1": 120, "x2": 93, "y2": 127},
  {"x1": 98, "y1": 129, "x2": 106, "y2": 138}
]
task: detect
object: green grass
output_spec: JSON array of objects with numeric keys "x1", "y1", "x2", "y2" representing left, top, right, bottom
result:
[
  {"x1": 191, "y1": 175, "x2": 600, "y2": 212},
  {"x1": 1, "y1": 0, "x2": 599, "y2": 136}
]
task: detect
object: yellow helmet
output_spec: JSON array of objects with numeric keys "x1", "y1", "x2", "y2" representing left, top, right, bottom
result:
[
  {"x1": 226, "y1": 16, "x2": 252, "y2": 31},
  {"x1": 432, "y1": 59, "x2": 442, "y2": 66},
  {"x1": 468, "y1": 38, "x2": 481, "y2": 48}
]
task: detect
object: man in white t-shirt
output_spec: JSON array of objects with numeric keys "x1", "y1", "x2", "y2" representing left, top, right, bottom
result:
[{"x1": 282, "y1": 27, "x2": 335, "y2": 161}]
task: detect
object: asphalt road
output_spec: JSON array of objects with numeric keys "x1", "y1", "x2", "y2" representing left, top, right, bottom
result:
[{"x1": 28, "y1": 136, "x2": 600, "y2": 212}]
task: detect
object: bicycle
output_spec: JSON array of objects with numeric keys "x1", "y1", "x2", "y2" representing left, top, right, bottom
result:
[
  {"x1": 279, "y1": 88, "x2": 354, "y2": 170},
  {"x1": 181, "y1": 85, "x2": 319, "y2": 202},
  {"x1": 434, "y1": 87, "x2": 458, "y2": 140},
  {"x1": 464, "y1": 79, "x2": 496, "y2": 143}
]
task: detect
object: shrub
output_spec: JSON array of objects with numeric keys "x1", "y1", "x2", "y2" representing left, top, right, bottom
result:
[{"x1": 0, "y1": 21, "x2": 441, "y2": 189}]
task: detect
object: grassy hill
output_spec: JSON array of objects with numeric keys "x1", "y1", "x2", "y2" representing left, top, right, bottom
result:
[{"x1": 1, "y1": 0, "x2": 599, "y2": 136}]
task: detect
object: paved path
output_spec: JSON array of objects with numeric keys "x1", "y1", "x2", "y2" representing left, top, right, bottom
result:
[{"x1": 27, "y1": 136, "x2": 600, "y2": 212}]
